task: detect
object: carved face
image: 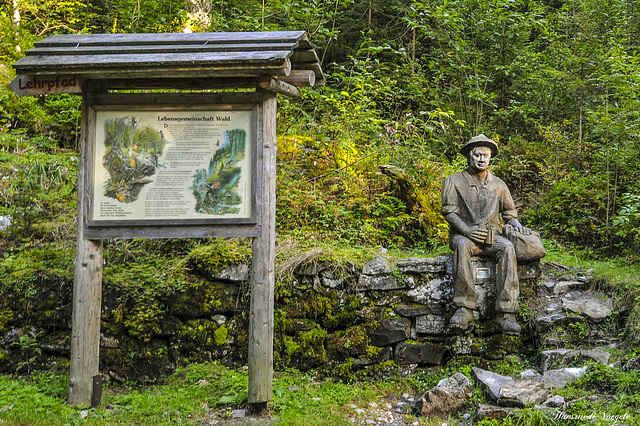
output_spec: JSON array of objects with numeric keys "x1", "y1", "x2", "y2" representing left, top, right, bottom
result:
[{"x1": 468, "y1": 146, "x2": 492, "y2": 172}]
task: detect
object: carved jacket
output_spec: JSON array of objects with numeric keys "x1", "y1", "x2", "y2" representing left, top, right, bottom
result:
[{"x1": 441, "y1": 169, "x2": 518, "y2": 237}]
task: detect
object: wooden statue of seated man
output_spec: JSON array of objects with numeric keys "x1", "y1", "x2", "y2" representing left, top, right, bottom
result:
[{"x1": 441, "y1": 134, "x2": 533, "y2": 335}]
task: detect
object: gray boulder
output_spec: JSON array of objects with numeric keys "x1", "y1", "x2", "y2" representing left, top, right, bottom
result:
[
  {"x1": 471, "y1": 367, "x2": 515, "y2": 402},
  {"x1": 542, "y1": 367, "x2": 588, "y2": 389},
  {"x1": 362, "y1": 256, "x2": 392, "y2": 275},
  {"x1": 497, "y1": 380, "x2": 549, "y2": 408},
  {"x1": 415, "y1": 314, "x2": 449, "y2": 336},
  {"x1": 406, "y1": 277, "x2": 453, "y2": 305},
  {"x1": 209, "y1": 263, "x2": 249, "y2": 282},
  {"x1": 542, "y1": 395, "x2": 565, "y2": 408},
  {"x1": 541, "y1": 348, "x2": 610, "y2": 372},
  {"x1": 368, "y1": 318, "x2": 410, "y2": 346},
  {"x1": 415, "y1": 372, "x2": 474, "y2": 418},
  {"x1": 395, "y1": 341, "x2": 446, "y2": 365},
  {"x1": 358, "y1": 274, "x2": 403, "y2": 291},
  {"x1": 396, "y1": 256, "x2": 451, "y2": 274},
  {"x1": 561, "y1": 294, "x2": 613, "y2": 323},
  {"x1": 476, "y1": 404, "x2": 515, "y2": 421}
]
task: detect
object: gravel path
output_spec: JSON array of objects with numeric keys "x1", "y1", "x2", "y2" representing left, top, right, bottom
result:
[{"x1": 203, "y1": 393, "x2": 422, "y2": 425}]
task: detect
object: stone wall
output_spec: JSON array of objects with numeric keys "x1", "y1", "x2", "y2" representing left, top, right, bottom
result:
[
  {"x1": 0, "y1": 253, "x2": 556, "y2": 382},
  {"x1": 274, "y1": 255, "x2": 541, "y2": 378}
]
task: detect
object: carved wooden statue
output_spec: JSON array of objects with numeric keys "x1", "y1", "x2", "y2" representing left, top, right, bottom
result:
[{"x1": 441, "y1": 134, "x2": 532, "y2": 335}]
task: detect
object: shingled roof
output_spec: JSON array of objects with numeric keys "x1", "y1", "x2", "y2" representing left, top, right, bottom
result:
[{"x1": 12, "y1": 31, "x2": 324, "y2": 87}]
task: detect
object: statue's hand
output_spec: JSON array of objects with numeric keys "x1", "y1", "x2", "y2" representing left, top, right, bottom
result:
[
  {"x1": 466, "y1": 225, "x2": 488, "y2": 244},
  {"x1": 513, "y1": 225, "x2": 532, "y2": 235}
]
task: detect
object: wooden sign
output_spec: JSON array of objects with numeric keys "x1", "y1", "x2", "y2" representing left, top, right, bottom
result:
[
  {"x1": 9, "y1": 75, "x2": 82, "y2": 96},
  {"x1": 82, "y1": 91, "x2": 263, "y2": 240}
]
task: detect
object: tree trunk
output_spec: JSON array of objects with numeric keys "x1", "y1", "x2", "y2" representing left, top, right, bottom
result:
[
  {"x1": 12, "y1": 0, "x2": 20, "y2": 52},
  {"x1": 184, "y1": 0, "x2": 212, "y2": 29}
]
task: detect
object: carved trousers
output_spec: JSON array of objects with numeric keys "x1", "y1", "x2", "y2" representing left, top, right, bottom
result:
[{"x1": 450, "y1": 234, "x2": 519, "y2": 314}]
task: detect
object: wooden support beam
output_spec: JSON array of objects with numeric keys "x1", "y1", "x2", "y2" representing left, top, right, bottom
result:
[
  {"x1": 279, "y1": 70, "x2": 315, "y2": 87},
  {"x1": 69, "y1": 91, "x2": 103, "y2": 406},
  {"x1": 248, "y1": 91, "x2": 277, "y2": 412},
  {"x1": 258, "y1": 76, "x2": 300, "y2": 98}
]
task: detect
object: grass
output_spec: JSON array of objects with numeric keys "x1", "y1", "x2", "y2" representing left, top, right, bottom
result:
[
  {"x1": 543, "y1": 238, "x2": 640, "y2": 292},
  {"x1": 0, "y1": 363, "x2": 419, "y2": 426}
]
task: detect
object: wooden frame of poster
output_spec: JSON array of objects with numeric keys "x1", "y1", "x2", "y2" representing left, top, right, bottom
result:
[{"x1": 83, "y1": 92, "x2": 263, "y2": 239}]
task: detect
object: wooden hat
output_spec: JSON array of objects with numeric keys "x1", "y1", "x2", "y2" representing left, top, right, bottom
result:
[{"x1": 460, "y1": 134, "x2": 499, "y2": 157}]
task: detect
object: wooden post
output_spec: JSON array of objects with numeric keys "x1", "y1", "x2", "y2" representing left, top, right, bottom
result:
[
  {"x1": 248, "y1": 90, "x2": 277, "y2": 412},
  {"x1": 68, "y1": 90, "x2": 103, "y2": 406}
]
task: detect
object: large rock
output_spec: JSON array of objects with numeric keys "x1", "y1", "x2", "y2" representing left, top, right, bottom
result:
[
  {"x1": 358, "y1": 275, "x2": 403, "y2": 291},
  {"x1": 396, "y1": 256, "x2": 451, "y2": 274},
  {"x1": 553, "y1": 280, "x2": 587, "y2": 296},
  {"x1": 207, "y1": 264, "x2": 249, "y2": 282},
  {"x1": 415, "y1": 314, "x2": 449, "y2": 336},
  {"x1": 471, "y1": 367, "x2": 515, "y2": 402},
  {"x1": 542, "y1": 367, "x2": 588, "y2": 389},
  {"x1": 362, "y1": 256, "x2": 392, "y2": 275},
  {"x1": 415, "y1": 372, "x2": 474, "y2": 418},
  {"x1": 623, "y1": 356, "x2": 640, "y2": 371},
  {"x1": 561, "y1": 294, "x2": 614, "y2": 323},
  {"x1": 497, "y1": 380, "x2": 549, "y2": 408},
  {"x1": 367, "y1": 318, "x2": 410, "y2": 346},
  {"x1": 542, "y1": 395, "x2": 565, "y2": 408},
  {"x1": 406, "y1": 277, "x2": 453, "y2": 305},
  {"x1": 395, "y1": 341, "x2": 446, "y2": 365},
  {"x1": 541, "y1": 348, "x2": 610, "y2": 372}
]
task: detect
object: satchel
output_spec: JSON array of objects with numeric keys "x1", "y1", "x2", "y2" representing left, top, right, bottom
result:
[{"x1": 502, "y1": 224, "x2": 546, "y2": 261}]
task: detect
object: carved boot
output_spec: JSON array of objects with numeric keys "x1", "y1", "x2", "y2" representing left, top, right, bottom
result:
[
  {"x1": 450, "y1": 307, "x2": 474, "y2": 329},
  {"x1": 496, "y1": 313, "x2": 521, "y2": 335}
]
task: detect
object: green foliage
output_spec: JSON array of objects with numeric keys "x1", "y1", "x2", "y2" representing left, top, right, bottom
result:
[
  {"x1": 104, "y1": 253, "x2": 189, "y2": 342},
  {"x1": 0, "y1": 243, "x2": 74, "y2": 297},
  {"x1": 187, "y1": 238, "x2": 251, "y2": 275},
  {"x1": 0, "y1": 150, "x2": 77, "y2": 240},
  {"x1": 11, "y1": 330, "x2": 43, "y2": 374}
]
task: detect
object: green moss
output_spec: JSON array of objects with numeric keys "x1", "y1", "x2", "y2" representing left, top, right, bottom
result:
[
  {"x1": 483, "y1": 334, "x2": 523, "y2": 359},
  {"x1": 0, "y1": 244, "x2": 74, "y2": 297},
  {"x1": 281, "y1": 326, "x2": 329, "y2": 369},
  {"x1": 173, "y1": 319, "x2": 220, "y2": 352},
  {"x1": 101, "y1": 337, "x2": 172, "y2": 382},
  {"x1": 333, "y1": 357, "x2": 356, "y2": 377},
  {"x1": 0, "y1": 310, "x2": 14, "y2": 333},
  {"x1": 374, "y1": 360, "x2": 399, "y2": 373},
  {"x1": 321, "y1": 293, "x2": 364, "y2": 329},
  {"x1": 188, "y1": 239, "x2": 251, "y2": 276},
  {"x1": 366, "y1": 346, "x2": 382, "y2": 358},
  {"x1": 326, "y1": 325, "x2": 367, "y2": 359},
  {"x1": 214, "y1": 324, "x2": 228, "y2": 346}
]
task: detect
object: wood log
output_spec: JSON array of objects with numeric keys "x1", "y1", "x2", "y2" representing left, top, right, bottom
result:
[
  {"x1": 258, "y1": 76, "x2": 300, "y2": 98},
  {"x1": 278, "y1": 70, "x2": 315, "y2": 87}
]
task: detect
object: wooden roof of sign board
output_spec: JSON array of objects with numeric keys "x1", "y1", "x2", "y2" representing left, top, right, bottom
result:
[{"x1": 12, "y1": 31, "x2": 324, "y2": 87}]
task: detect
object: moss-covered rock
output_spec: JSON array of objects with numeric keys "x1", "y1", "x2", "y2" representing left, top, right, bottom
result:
[
  {"x1": 326, "y1": 325, "x2": 368, "y2": 361},
  {"x1": 282, "y1": 326, "x2": 328, "y2": 370},
  {"x1": 171, "y1": 280, "x2": 241, "y2": 318},
  {"x1": 483, "y1": 334, "x2": 524, "y2": 360},
  {"x1": 187, "y1": 239, "x2": 251, "y2": 279},
  {"x1": 100, "y1": 337, "x2": 174, "y2": 383}
]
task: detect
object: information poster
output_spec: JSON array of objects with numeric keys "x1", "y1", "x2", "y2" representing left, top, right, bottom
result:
[{"x1": 91, "y1": 110, "x2": 253, "y2": 223}]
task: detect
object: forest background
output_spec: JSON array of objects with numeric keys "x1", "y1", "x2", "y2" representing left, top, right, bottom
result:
[{"x1": 3, "y1": 0, "x2": 640, "y2": 259}]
